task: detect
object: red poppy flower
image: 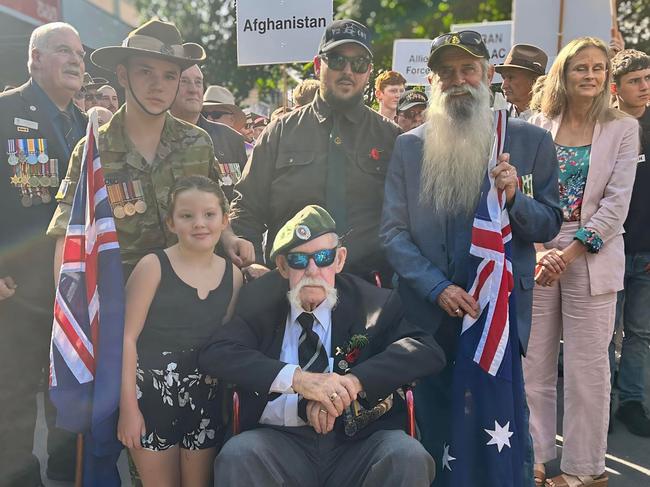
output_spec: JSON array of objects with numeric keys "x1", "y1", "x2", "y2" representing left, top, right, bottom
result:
[
  {"x1": 346, "y1": 349, "x2": 361, "y2": 363},
  {"x1": 369, "y1": 148, "x2": 381, "y2": 160}
]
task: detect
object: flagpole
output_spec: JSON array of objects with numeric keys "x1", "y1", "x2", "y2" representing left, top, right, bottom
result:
[
  {"x1": 556, "y1": 0, "x2": 565, "y2": 54},
  {"x1": 610, "y1": 0, "x2": 619, "y2": 34},
  {"x1": 74, "y1": 434, "x2": 84, "y2": 487}
]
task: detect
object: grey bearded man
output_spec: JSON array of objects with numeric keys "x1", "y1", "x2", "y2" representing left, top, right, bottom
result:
[{"x1": 380, "y1": 30, "x2": 562, "y2": 486}]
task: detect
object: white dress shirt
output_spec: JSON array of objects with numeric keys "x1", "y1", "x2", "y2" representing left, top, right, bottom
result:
[{"x1": 259, "y1": 300, "x2": 334, "y2": 427}]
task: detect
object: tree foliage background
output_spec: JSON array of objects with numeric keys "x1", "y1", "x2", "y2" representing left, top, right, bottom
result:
[{"x1": 133, "y1": 0, "x2": 649, "y2": 102}]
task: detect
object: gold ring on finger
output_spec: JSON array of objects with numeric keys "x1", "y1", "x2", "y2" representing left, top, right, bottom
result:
[
  {"x1": 319, "y1": 408, "x2": 327, "y2": 414},
  {"x1": 329, "y1": 392, "x2": 339, "y2": 401}
]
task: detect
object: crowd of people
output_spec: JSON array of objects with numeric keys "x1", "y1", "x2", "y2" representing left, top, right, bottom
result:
[{"x1": 0, "y1": 11, "x2": 648, "y2": 487}]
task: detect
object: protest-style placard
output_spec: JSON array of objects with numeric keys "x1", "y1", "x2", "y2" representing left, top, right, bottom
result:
[
  {"x1": 236, "y1": 0, "x2": 333, "y2": 66},
  {"x1": 513, "y1": 0, "x2": 611, "y2": 57},
  {"x1": 392, "y1": 39, "x2": 432, "y2": 86}
]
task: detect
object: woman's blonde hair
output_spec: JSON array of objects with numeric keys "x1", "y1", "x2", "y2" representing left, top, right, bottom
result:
[{"x1": 540, "y1": 37, "x2": 622, "y2": 122}]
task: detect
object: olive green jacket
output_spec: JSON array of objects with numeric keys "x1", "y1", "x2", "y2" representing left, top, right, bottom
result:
[{"x1": 231, "y1": 94, "x2": 400, "y2": 281}]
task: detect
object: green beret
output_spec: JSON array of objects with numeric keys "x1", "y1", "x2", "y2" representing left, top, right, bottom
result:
[{"x1": 270, "y1": 205, "x2": 337, "y2": 261}]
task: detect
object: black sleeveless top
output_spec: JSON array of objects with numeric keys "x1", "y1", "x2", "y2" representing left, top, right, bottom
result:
[{"x1": 137, "y1": 250, "x2": 233, "y2": 354}]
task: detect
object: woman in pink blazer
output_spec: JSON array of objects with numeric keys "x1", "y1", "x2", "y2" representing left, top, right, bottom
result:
[{"x1": 524, "y1": 37, "x2": 639, "y2": 487}]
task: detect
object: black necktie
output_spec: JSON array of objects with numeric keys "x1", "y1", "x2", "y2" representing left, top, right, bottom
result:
[
  {"x1": 59, "y1": 110, "x2": 77, "y2": 152},
  {"x1": 325, "y1": 115, "x2": 347, "y2": 233},
  {"x1": 296, "y1": 312, "x2": 329, "y2": 420}
]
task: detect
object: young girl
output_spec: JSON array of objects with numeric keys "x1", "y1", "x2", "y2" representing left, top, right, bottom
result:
[{"x1": 118, "y1": 175, "x2": 243, "y2": 486}]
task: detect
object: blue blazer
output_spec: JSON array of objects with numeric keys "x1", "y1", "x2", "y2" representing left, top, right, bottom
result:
[{"x1": 380, "y1": 119, "x2": 562, "y2": 354}]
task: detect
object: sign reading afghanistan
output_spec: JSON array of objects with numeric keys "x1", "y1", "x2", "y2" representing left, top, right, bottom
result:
[{"x1": 236, "y1": 0, "x2": 334, "y2": 66}]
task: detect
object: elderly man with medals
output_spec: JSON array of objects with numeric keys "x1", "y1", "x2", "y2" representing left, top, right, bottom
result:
[
  {"x1": 380, "y1": 31, "x2": 562, "y2": 486},
  {"x1": 200, "y1": 205, "x2": 445, "y2": 486}
]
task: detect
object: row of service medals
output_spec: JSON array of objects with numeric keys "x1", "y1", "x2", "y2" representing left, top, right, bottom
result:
[
  {"x1": 7, "y1": 138, "x2": 59, "y2": 207},
  {"x1": 218, "y1": 162, "x2": 242, "y2": 187},
  {"x1": 105, "y1": 179, "x2": 147, "y2": 219}
]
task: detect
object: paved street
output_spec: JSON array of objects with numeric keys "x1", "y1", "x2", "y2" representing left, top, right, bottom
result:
[{"x1": 36, "y1": 374, "x2": 650, "y2": 486}]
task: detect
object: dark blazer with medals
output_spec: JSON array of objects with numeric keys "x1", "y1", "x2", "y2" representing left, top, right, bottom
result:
[
  {"x1": 199, "y1": 270, "x2": 445, "y2": 440},
  {"x1": 197, "y1": 115, "x2": 246, "y2": 201},
  {"x1": 0, "y1": 79, "x2": 85, "y2": 304}
]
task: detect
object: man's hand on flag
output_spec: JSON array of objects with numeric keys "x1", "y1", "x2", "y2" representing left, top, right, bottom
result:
[
  {"x1": 491, "y1": 153, "x2": 518, "y2": 205},
  {"x1": 437, "y1": 284, "x2": 480, "y2": 319}
]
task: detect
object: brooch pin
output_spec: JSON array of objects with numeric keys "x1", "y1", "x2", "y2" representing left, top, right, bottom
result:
[{"x1": 335, "y1": 334, "x2": 369, "y2": 371}]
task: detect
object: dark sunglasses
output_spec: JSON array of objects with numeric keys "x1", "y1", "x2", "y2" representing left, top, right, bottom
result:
[
  {"x1": 431, "y1": 31, "x2": 484, "y2": 51},
  {"x1": 285, "y1": 248, "x2": 337, "y2": 270},
  {"x1": 400, "y1": 107, "x2": 425, "y2": 120},
  {"x1": 320, "y1": 53, "x2": 371, "y2": 74}
]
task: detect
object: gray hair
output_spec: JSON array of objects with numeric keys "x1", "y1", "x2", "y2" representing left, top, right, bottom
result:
[{"x1": 28, "y1": 22, "x2": 80, "y2": 73}]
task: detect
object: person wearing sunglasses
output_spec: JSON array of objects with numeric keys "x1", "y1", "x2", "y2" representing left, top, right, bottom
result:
[
  {"x1": 200, "y1": 205, "x2": 444, "y2": 486},
  {"x1": 231, "y1": 19, "x2": 401, "y2": 287},
  {"x1": 396, "y1": 89, "x2": 428, "y2": 132},
  {"x1": 381, "y1": 30, "x2": 562, "y2": 487}
]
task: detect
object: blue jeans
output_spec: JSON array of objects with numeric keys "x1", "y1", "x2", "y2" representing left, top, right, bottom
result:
[{"x1": 609, "y1": 252, "x2": 650, "y2": 404}]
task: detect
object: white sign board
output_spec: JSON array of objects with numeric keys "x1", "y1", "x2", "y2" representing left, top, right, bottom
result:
[
  {"x1": 236, "y1": 0, "x2": 333, "y2": 66},
  {"x1": 513, "y1": 0, "x2": 611, "y2": 59},
  {"x1": 392, "y1": 39, "x2": 432, "y2": 86},
  {"x1": 451, "y1": 21, "x2": 513, "y2": 83}
]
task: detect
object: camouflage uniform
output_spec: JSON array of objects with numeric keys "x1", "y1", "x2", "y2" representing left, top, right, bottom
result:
[{"x1": 47, "y1": 105, "x2": 218, "y2": 273}]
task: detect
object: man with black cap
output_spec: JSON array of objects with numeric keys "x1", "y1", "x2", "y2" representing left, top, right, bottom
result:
[
  {"x1": 170, "y1": 64, "x2": 247, "y2": 201},
  {"x1": 495, "y1": 44, "x2": 548, "y2": 120},
  {"x1": 200, "y1": 204, "x2": 443, "y2": 486},
  {"x1": 0, "y1": 21, "x2": 87, "y2": 485},
  {"x1": 230, "y1": 19, "x2": 400, "y2": 285},
  {"x1": 396, "y1": 89, "x2": 428, "y2": 132},
  {"x1": 381, "y1": 30, "x2": 561, "y2": 486}
]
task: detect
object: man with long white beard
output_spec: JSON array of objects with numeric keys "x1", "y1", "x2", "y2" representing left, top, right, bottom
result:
[
  {"x1": 380, "y1": 31, "x2": 562, "y2": 486},
  {"x1": 200, "y1": 205, "x2": 444, "y2": 486}
]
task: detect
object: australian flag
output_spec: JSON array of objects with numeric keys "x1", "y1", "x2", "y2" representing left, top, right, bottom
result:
[
  {"x1": 49, "y1": 112, "x2": 124, "y2": 485},
  {"x1": 442, "y1": 103, "x2": 531, "y2": 486}
]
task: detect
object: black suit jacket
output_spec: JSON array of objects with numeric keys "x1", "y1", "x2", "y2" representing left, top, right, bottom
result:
[
  {"x1": 199, "y1": 271, "x2": 445, "y2": 440},
  {"x1": 0, "y1": 79, "x2": 86, "y2": 303},
  {"x1": 197, "y1": 115, "x2": 247, "y2": 201}
]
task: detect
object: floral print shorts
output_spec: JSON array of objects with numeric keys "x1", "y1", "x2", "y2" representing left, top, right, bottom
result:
[{"x1": 136, "y1": 348, "x2": 220, "y2": 451}]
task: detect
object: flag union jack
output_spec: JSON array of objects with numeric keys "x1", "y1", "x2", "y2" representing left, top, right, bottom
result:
[
  {"x1": 461, "y1": 108, "x2": 512, "y2": 377},
  {"x1": 49, "y1": 116, "x2": 125, "y2": 435},
  {"x1": 445, "y1": 100, "x2": 530, "y2": 486}
]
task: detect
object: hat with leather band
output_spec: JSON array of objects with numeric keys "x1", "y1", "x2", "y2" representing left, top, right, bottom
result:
[
  {"x1": 202, "y1": 85, "x2": 246, "y2": 130},
  {"x1": 91, "y1": 19, "x2": 205, "y2": 72},
  {"x1": 495, "y1": 44, "x2": 548, "y2": 76},
  {"x1": 428, "y1": 30, "x2": 490, "y2": 70},
  {"x1": 82, "y1": 73, "x2": 110, "y2": 90}
]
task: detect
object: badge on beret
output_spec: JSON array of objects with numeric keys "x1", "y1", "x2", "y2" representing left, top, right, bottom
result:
[{"x1": 295, "y1": 224, "x2": 311, "y2": 240}]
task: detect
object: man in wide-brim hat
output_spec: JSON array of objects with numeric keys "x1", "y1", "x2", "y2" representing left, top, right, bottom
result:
[
  {"x1": 495, "y1": 43, "x2": 548, "y2": 120},
  {"x1": 202, "y1": 84, "x2": 247, "y2": 132},
  {"x1": 47, "y1": 21, "x2": 255, "y2": 484}
]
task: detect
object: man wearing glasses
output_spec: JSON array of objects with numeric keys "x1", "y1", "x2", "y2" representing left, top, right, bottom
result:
[
  {"x1": 201, "y1": 205, "x2": 443, "y2": 486},
  {"x1": 230, "y1": 19, "x2": 400, "y2": 285},
  {"x1": 396, "y1": 89, "x2": 428, "y2": 132},
  {"x1": 0, "y1": 21, "x2": 87, "y2": 485}
]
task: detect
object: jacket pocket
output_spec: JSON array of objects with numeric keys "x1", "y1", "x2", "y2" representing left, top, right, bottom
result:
[
  {"x1": 355, "y1": 147, "x2": 389, "y2": 176},
  {"x1": 275, "y1": 150, "x2": 315, "y2": 170}
]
